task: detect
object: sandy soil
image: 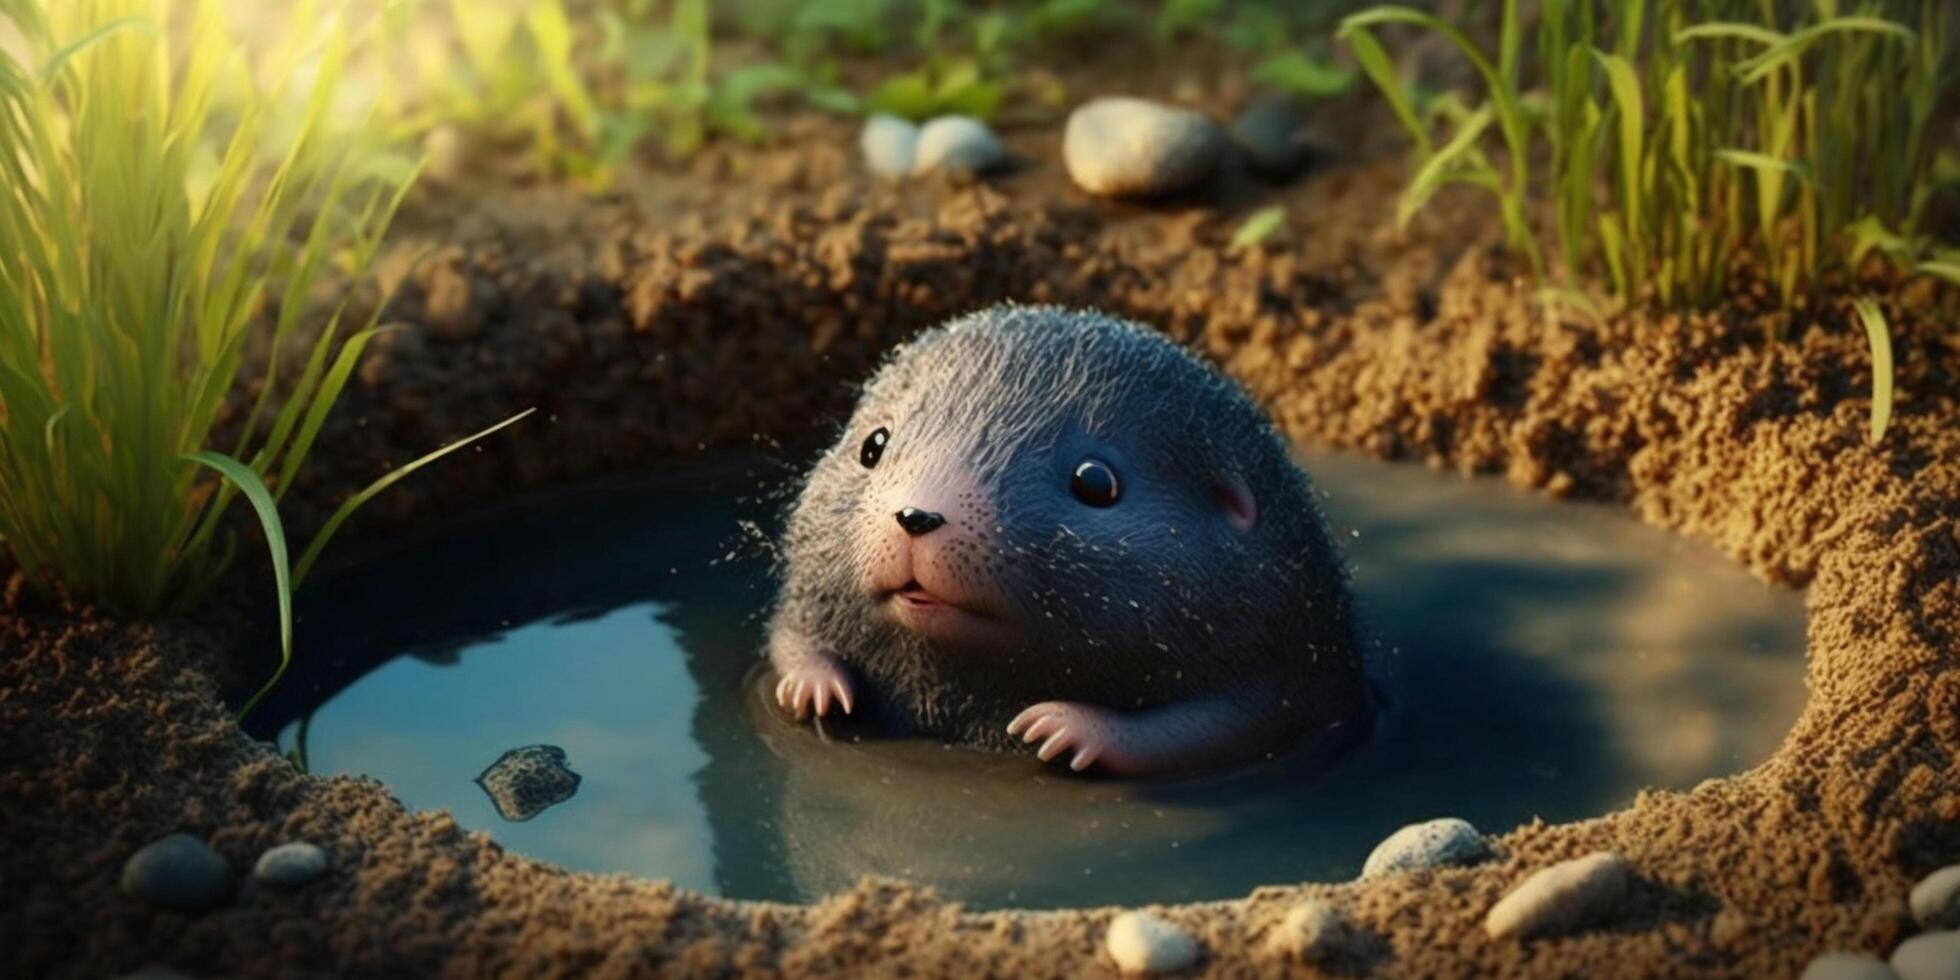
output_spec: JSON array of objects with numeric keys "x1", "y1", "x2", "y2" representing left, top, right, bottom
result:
[{"x1": 5, "y1": 72, "x2": 1960, "y2": 978}]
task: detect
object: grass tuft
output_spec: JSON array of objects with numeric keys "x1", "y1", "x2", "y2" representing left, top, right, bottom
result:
[
  {"x1": 0, "y1": 0, "x2": 525, "y2": 716},
  {"x1": 1341, "y1": 0, "x2": 1949, "y2": 312}
]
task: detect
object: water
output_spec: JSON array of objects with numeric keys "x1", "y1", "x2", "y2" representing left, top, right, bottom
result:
[{"x1": 244, "y1": 451, "x2": 1807, "y2": 909}]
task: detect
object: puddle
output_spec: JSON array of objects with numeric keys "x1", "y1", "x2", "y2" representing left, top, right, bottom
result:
[{"x1": 242, "y1": 450, "x2": 1807, "y2": 908}]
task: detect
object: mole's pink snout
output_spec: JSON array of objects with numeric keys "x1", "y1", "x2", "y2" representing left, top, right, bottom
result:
[{"x1": 870, "y1": 472, "x2": 1017, "y2": 650}]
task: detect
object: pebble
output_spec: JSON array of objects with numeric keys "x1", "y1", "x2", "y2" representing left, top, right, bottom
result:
[
  {"x1": 1229, "y1": 95, "x2": 1320, "y2": 181},
  {"x1": 253, "y1": 841, "x2": 329, "y2": 888},
  {"x1": 1360, "y1": 817, "x2": 1492, "y2": 879},
  {"x1": 1800, "y1": 953, "x2": 1900, "y2": 980},
  {"x1": 913, "y1": 115, "x2": 1008, "y2": 177},
  {"x1": 475, "y1": 744, "x2": 582, "y2": 822},
  {"x1": 1893, "y1": 932, "x2": 1960, "y2": 980},
  {"x1": 1269, "y1": 899, "x2": 1350, "y2": 963},
  {"x1": 120, "y1": 834, "x2": 235, "y2": 912},
  {"x1": 1911, "y1": 865, "x2": 1960, "y2": 929},
  {"x1": 859, "y1": 114, "x2": 919, "y2": 178},
  {"x1": 1484, "y1": 851, "x2": 1632, "y2": 941},
  {"x1": 1105, "y1": 910, "x2": 1199, "y2": 975},
  {"x1": 1063, "y1": 96, "x2": 1224, "y2": 197}
]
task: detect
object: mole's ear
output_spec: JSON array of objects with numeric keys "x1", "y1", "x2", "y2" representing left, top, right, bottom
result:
[{"x1": 1212, "y1": 473, "x2": 1258, "y2": 533}]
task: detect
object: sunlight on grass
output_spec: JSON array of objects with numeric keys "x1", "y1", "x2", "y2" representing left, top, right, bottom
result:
[{"x1": 0, "y1": 0, "x2": 528, "y2": 716}]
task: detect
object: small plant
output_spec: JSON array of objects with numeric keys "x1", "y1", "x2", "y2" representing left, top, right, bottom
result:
[
  {"x1": 1340, "y1": 0, "x2": 1950, "y2": 312},
  {"x1": 0, "y1": 0, "x2": 524, "y2": 716}
]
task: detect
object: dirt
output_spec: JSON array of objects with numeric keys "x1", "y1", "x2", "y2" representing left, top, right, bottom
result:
[{"x1": 6, "y1": 68, "x2": 1960, "y2": 978}]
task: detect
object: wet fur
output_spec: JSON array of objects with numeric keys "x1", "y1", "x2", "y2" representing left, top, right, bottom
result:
[{"x1": 768, "y1": 304, "x2": 1367, "y2": 754}]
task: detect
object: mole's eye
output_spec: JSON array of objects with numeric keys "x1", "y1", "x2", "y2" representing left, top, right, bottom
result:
[
  {"x1": 860, "y1": 427, "x2": 890, "y2": 469},
  {"x1": 1070, "y1": 459, "x2": 1120, "y2": 507}
]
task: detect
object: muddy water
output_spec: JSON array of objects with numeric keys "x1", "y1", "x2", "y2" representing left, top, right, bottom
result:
[{"x1": 245, "y1": 450, "x2": 1806, "y2": 909}]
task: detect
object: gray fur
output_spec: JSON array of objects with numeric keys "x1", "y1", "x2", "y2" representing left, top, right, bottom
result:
[{"x1": 768, "y1": 304, "x2": 1367, "y2": 755}]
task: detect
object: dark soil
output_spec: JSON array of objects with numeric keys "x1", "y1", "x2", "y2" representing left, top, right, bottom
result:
[{"x1": 6, "y1": 71, "x2": 1960, "y2": 978}]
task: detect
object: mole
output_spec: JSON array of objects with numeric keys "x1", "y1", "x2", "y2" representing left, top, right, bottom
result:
[{"x1": 765, "y1": 304, "x2": 1368, "y2": 776}]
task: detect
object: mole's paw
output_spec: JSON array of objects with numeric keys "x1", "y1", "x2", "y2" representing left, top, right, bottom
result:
[
  {"x1": 1008, "y1": 701, "x2": 1122, "y2": 773},
  {"x1": 773, "y1": 660, "x2": 855, "y2": 722}
]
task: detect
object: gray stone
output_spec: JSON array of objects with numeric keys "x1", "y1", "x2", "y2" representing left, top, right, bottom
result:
[
  {"x1": 253, "y1": 841, "x2": 329, "y2": 888},
  {"x1": 860, "y1": 114, "x2": 919, "y2": 179},
  {"x1": 1893, "y1": 932, "x2": 1960, "y2": 980},
  {"x1": 1269, "y1": 899, "x2": 1351, "y2": 963},
  {"x1": 1063, "y1": 97, "x2": 1224, "y2": 198},
  {"x1": 475, "y1": 744, "x2": 581, "y2": 822},
  {"x1": 1360, "y1": 817, "x2": 1492, "y2": 879},
  {"x1": 120, "y1": 833, "x2": 235, "y2": 912},
  {"x1": 1911, "y1": 865, "x2": 1960, "y2": 929},
  {"x1": 1484, "y1": 851, "x2": 1632, "y2": 941},
  {"x1": 1105, "y1": 910, "x2": 1199, "y2": 975},
  {"x1": 1229, "y1": 95, "x2": 1321, "y2": 181},
  {"x1": 1800, "y1": 952, "x2": 1899, "y2": 980},
  {"x1": 115, "y1": 966, "x2": 196, "y2": 980},
  {"x1": 913, "y1": 115, "x2": 1008, "y2": 177}
]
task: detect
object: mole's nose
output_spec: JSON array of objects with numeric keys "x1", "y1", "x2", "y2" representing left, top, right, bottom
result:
[{"x1": 895, "y1": 507, "x2": 947, "y2": 537}]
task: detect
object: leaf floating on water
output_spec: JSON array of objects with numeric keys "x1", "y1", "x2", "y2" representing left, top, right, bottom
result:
[{"x1": 475, "y1": 744, "x2": 582, "y2": 822}]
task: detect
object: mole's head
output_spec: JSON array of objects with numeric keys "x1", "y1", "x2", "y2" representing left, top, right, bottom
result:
[{"x1": 785, "y1": 305, "x2": 1347, "y2": 686}]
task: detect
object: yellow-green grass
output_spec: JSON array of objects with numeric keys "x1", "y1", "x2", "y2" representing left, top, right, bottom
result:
[
  {"x1": 1340, "y1": 0, "x2": 1950, "y2": 311},
  {"x1": 0, "y1": 0, "x2": 525, "y2": 716}
]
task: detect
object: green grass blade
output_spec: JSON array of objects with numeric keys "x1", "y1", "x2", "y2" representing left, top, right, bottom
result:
[
  {"x1": 1851, "y1": 298, "x2": 1892, "y2": 445},
  {"x1": 291, "y1": 408, "x2": 537, "y2": 584},
  {"x1": 181, "y1": 451, "x2": 292, "y2": 721}
]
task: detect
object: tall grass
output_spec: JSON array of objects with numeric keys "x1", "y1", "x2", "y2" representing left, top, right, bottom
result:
[
  {"x1": 0, "y1": 0, "x2": 526, "y2": 715},
  {"x1": 1340, "y1": 0, "x2": 1950, "y2": 312}
]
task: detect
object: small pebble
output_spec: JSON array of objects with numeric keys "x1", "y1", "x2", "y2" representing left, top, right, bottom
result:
[
  {"x1": 1893, "y1": 932, "x2": 1960, "y2": 980},
  {"x1": 913, "y1": 115, "x2": 1008, "y2": 177},
  {"x1": 1063, "y1": 96, "x2": 1224, "y2": 198},
  {"x1": 1360, "y1": 817, "x2": 1492, "y2": 879},
  {"x1": 121, "y1": 834, "x2": 235, "y2": 912},
  {"x1": 1106, "y1": 910, "x2": 1199, "y2": 975},
  {"x1": 1229, "y1": 94, "x2": 1320, "y2": 181},
  {"x1": 1800, "y1": 952, "x2": 1900, "y2": 980},
  {"x1": 1911, "y1": 866, "x2": 1960, "y2": 929},
  {"x1": 859, "y1": 114, "x2": 919, "y2": 178},
  {"x1": 475, "y1": 744, "x2": 582, "y2": 822},
  {"x1": 115, "y1": 966, "x2": 196, "y2": 980},
  {"x1": 254, "y1": 841, "x2": 329, "y2": 888},
  {"x1": 422, "y1": 124, "x2": 467, "y2": 184},
  {"x1": 1484, "y1": 851, "x2": 1632, "y2": 941},
  {"x1": 1269, "y1": 899, "x2": 1350, "y2": 963}
]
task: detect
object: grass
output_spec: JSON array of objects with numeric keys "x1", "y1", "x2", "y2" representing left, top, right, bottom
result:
[
  {"x1": 0, "y1": 0, "x2": 527, "y2": 716},
  {"x1": 1339, "y1": 0, "x2": 1952, "y2": 311}
]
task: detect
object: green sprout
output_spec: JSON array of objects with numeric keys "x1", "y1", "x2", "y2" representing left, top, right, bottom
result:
[
  {"x1": 0, "y1": 0, "x2": 526, "y2": 718},
  {"x1": 1340, "y1": 0, "x2": 1949, "y2": 313}
]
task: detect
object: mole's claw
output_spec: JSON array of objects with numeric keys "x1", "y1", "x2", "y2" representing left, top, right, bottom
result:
[
  {"x1": 832, "y1": 679, "x2": 854, "y2": 715},
  {"x1": 1036, "y1": 729, "x2": 1072, "y2": 762},
  {"x1": 1069, "y1": 745, "x2": 1100, "y2": 772}
]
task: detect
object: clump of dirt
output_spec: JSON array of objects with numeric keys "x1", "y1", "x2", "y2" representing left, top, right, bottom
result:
[{"x1": 5, "y1": 82, "x2": 1960, "y2": 978}]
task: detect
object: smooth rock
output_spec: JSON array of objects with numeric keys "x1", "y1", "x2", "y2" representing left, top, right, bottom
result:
[
  {"x1": 1063, "y1": 97, "x2": 1224, "y2": 197},
  {"x1": 121, "y1": 834, "x2": 235, "y2": 912},
  {"x1": 116, "y1": 967, "x2": 196, "y2": 980},
  {"x1": 1270, "y1": 899, "x2": 1350, "y2": 963},
  {"x1": 1801, "y1": 953, "x2": 1900, "y2": 980},
  {"x1": 1484, "y1": 851, "x2": 1632, "y2": 941},
  {"x1": 475, "y1": 744, "x2": 582, "y2": 822},
  {"x1": 1911, "y1": 866, "x2": 1960, "y2": 929},
  {"x1": 254, "y1": 841, "x2": 329, "y2": 888},
  {"x1": 1229, "y1": 95, "x2": 1320, "y2": 181},
  {"x1": 1893, "y1": 932, "x2": 1960, "y2": 980},
  {"x1": 1106, "y1": 910, "x2": 1200, "y2": 975},
  {"x1": 860, "y1": 114, "x2": 919, "y2": 178},
  {"x1": 913, "y1": 115, "x2": 1008, "y2": 177},
  {"x1": 422, "y1": 124, "x2": 467, "y2": 184},
  {"x1": 1361, "y1": 817, "x2": 1492, "y2": 879}
]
